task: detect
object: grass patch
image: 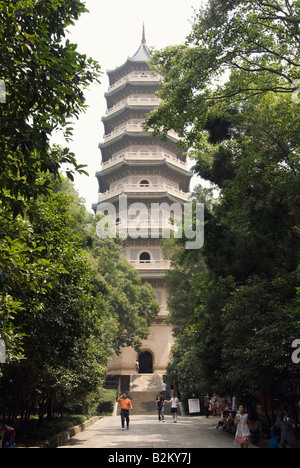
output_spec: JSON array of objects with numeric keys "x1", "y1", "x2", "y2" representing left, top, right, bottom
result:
[{"x1": 8, "y1": 388, "x2": 118, "y2": 446}]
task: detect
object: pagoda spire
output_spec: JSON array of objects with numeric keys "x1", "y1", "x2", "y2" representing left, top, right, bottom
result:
[
  {"x1": 130, "y1": 24, "x2": 151, "y2": 61},
  {"x1": 142, "y1": 22, "x2": 146, "y2": 44}
]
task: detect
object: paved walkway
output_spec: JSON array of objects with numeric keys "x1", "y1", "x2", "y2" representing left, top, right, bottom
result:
[{"x1": 58, "y1": 414, "x2": 258, "y2": 449}]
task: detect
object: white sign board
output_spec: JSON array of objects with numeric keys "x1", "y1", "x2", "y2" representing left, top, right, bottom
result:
[
  {"x1": 188, "y1": 399, "x2": 200, "y2": 414},
  {"x1": 0, "y1": 340, "x2": 6, "y2": 363},
  {"x1": 0, "y1": 80, "x2": 6, "y2": 103}
]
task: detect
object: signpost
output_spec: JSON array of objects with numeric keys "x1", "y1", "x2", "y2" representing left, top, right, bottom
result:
[{"x1": 188, "y1": 398, "x2": 200, "y2": 414}]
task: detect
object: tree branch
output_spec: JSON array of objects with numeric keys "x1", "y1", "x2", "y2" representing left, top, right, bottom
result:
[
  {"x1": 246, "y1": 40, "x2": 299, "y2": 68},
  {"x1": 230, "y1": 56, "x2": 294, "y2": 84}
]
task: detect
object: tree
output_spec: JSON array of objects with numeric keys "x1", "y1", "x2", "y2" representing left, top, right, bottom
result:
[
  {"x1": 145, "y1": 0, "x2": 300, "y2": 146},
  {"x1": 88, "y1": 233, "x2": 160, "y2": 354},
  {"x1": 0, "y1": 0, "x2": 101, "y2": 215},
  {"x1": 0, "y1": 180, "x2": 108, "y2": 420},
  {"x1": 221, "y1": 277, "x2": 300, "y2": 403},
  {"x1": 0, "y1": 178, "x2": 159, "y2": 422},
  {"x1": 146, "y1": 1, "x2": 300, "y2": 410}
]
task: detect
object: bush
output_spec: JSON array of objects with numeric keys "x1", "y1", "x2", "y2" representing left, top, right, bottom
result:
[
  {"x1": 15, "y1": 414, "x2": 90, "y2": 444},
  {"x1": 94, "y1": 389, "x2": 117, "y2": 415}
]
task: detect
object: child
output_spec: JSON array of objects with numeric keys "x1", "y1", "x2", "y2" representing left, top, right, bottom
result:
[{"x1": 234, "y1": 405, "x2": 251, "y2": 448}]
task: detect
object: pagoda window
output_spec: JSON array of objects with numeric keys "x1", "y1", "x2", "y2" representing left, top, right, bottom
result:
[
  {"x1": 139, "y1": 252, "x2": 151, "y2": 263},
  {"x1": 140, "y1": 179, "x2": 150, "y2": 187}
]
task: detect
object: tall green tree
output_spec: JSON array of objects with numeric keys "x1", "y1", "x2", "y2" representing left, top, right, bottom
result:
[
  {"x1": 0, "y1": 0, "x2": 101, "y2": 215},
  {"x1": 145, "y1": 0, "x2": 300, "y2": 145},
  {"x1": 0, "y1": 179, "x2": 159, "y2": 421},
  {"x1": 0, "y1": 181, "x2": 108, "y2": 419},
  {"x1": 147, "y1": 0, "x2": 300, "y2": 410}
]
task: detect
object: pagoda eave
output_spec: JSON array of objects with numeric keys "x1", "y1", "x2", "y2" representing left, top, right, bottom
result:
[
  {"x1": 98, "y1": 132, "x2": 182, "y2": 152},
  {"x1": 95, "y1": 191, "x2": 189, "y2": 207},
  {"x1": 139, "y1": 272, "x2": 168, "y2": 279},
  {"x1": 96, "y1": 162, "x2": 192, "y2": 193},
  {"x1": 104, "y1": 80, "x2": 160, "y2": 100},
  {"x1": 102, "y1": 105, "x2": 157, "y2": 124},
  {"x1": 107, "y1": 58, "x2": 151, "y2": 85}
]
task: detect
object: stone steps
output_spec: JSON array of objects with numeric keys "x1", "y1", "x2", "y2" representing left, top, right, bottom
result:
[
  {"x1": 117, "y1": 374, "x2": 168, "y2": 416},
  {"x1": 130, "y1": 374, "x2": 163, "y2": 392},
  {"x1": 116, "y1": 392, "x2": 161, "y2": 416},
  {"x1": 115, "y1": 374, "x2": 181, "y2": 417}
]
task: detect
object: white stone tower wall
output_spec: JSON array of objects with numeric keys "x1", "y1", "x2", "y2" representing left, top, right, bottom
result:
[{"x1": 94, "y1": 27, "x2": 191, "y2": 376}]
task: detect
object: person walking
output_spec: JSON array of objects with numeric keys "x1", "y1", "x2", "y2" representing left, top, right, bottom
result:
[
  {"x1": 166, "y1": 394, "x2": 180, "y2": 423},
  {"x1": 271, "y1": 410, "x2": 296, "y2": 448},
  {"x1": 204, "y1": 394, "x2": 210, "y2": 418},
  {"x1": 156, "y1": 392, "x2": 165, "y2": 422},
  {"x1": 117, "y1": 393, "x2": 132, "y2": 430},
  {"x1": 162, "y1": 381, "x2": 167, "y2": 399},
  {"x1": 234, "y1": 405, "x2": 251, "y2": 448}
]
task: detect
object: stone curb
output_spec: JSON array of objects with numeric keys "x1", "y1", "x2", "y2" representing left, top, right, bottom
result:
[{"x1": 38, "y1": 416, "x2": 102, "y2": 449}]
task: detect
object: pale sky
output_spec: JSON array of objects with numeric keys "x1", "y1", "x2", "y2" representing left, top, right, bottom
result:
[{"x1": 53, "y1": 0, "x2": 206, "y2": 211}]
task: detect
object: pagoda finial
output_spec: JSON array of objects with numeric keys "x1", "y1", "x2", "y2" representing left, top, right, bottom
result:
[
  {"x1": 142, "y1": 22, "x2": 146, "y2": 44},
  {"x1": 130, "y1": 24, "x2": 151, "y2": 61}
]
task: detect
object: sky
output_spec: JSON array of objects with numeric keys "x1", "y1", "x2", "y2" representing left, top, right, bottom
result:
[{"x1": 53, "y1": 0, "x2": 206, "y2": 211}]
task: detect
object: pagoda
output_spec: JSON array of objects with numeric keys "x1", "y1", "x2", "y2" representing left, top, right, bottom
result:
[{"x1": 93, "y1": 26, "x2": 192, "y2": 376}]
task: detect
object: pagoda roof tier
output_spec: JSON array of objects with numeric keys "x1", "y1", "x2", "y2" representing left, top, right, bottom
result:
[
  {"x1": 104, "y1": 73, "x2": 161, "y2": 102},
  {"x1": 124, "y1": 237, "x2": 163, "y2": 247},
  {"x1": 131, "y1": 264, "x2": 170, "y2": 273},
  {"x1": 99, "y1": 132, "x2": 185, "y2": 162},
  {"x1": 96, "y1": 159, "x2": 193, "y2": 193},
  {"x1": 104, "y1": 82, "x2": 160, "y2": 109},
  {"x1": 103, "y1": 98, "x2": 160, "y2": 122},
  {"x1": 99, "y1": 147, "x2": 188, "y2": 167},
  {"x1": 94, "y1": 187, "x2": 190, "y2": 207},
  {"x1": 106, "y1": 24, "x2": 153, "y2": 86},
  {"x1": 139, "y1": 272, "x2": 168, "y2": 279},
  {"x1": 92, "y1": 189, "x2": 189, "y2": 214},
  {"x1": 106, "y1": 56, "x2": 153, "y2": 87},
  {"x1": 102, "y1": 106, "x2": 157, "y2": 135},
  {"x1": 100, "y1": 127, "x2": 182, "y2": 147}
]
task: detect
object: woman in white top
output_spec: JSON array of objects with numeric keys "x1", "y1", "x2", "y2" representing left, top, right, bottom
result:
[{"x1": 166, "y1": 395, "x2": 180, "y2": 422}]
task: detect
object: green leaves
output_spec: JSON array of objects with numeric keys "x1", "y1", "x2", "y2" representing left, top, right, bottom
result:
[
  {"x1": 146, "y1": 0, "x2": 300, "y2": 149},
  {"x1": 0, "y1": 0, "x2": 102, "y2": 215},
  {"x1": 0, "y1": 177, "x2": 159, "y2": 419},
  {"x1": 151, "y1": 0, "x2": 300, "y2": 407},
  {"x1": 93, "y1": 232, "x2": 159, "y2": 353}
]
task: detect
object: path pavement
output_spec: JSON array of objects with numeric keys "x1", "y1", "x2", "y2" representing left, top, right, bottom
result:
[{"x1": 57, "y1": 414, "x2": 258, "y2": 449}]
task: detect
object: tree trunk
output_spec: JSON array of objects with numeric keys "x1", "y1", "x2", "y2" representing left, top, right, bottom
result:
[{"x1": 47, "y1": 389, "x2": 56, "y2": 422}]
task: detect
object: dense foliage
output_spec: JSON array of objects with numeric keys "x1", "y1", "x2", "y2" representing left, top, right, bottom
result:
[
  {"x1": 0, "y1": 180, "x2": 159, "y2": 423},
  {"x1": 147, "y1": 0, "x2": 300, "y2": 414},
  {"x1": 0, "y1": 0, "x2": 101, "y2": 216},
  {"x1": 0, "y1": 1, "x2": 159, "y2": 425}
]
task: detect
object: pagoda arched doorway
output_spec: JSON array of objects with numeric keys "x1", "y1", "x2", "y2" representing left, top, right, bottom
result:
[{"x1": 138, "y1": 351, "x2": 153, "y2": 374}]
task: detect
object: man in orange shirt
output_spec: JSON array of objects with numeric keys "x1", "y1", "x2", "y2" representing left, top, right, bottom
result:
[{"x1": 117, "y1": 393, "x2": 133, "y2": 430}]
